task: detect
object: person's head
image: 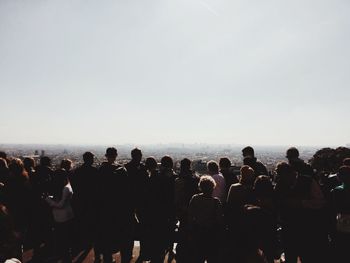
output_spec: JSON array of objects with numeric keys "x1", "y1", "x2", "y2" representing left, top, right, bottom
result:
[
  {"x1": 286, "y1": 147, "x2": 299, "y2": 162},
  {"x1": 337, "y1": 166, "x2": 350, "y2": 186},
  {"x1": 40, "y1": 156, "x2": 51, "y2": 167},
  {"x1": 131, "y1": 148, "x2": 142, "y2": 163},
  {"x1": 83, "y1": 151, "x2": 94, "y2": 166},
  {"x1": 275, "y1": 161, "x2": 296, "y2": 186},
  {"x1": 0, "y1": 158, "x2": 8, "y2": 170},
  {"x1": 23, "y1": 157, "x2": 35, "y2": 170},
  {"x1": 161, "y1": 155, "x2": 173, "y2": 169},
  {"x1": 61, "y1": 159, "x2": 73, "y2": 171},
  {"x1": 105, "y1": 147, "x2": 118, "y2": 163},
  {"x1": 242, "y1": 146, "x2": 255, "y2": 158},
  {"x1": 145, "y1": 157, "x2": 158, "y2": 172},
  {"x1": 240, "y1": 165, "x2": 255, "y2": 186},
  {"x1": 343, "y1": 158, "x2": 350, "y2": 166},
  {"x1": 254, "y1": 175, "x2": 273, "y2": 198},
  {"x1": 207, "y1": 160, "x2": 219, "y2": 175},
  {"x1": 0, "y1": 151, "x2": 6, "y2": 160},
  {"x1": 199, "y1": 175, "x2": 216, "y2": 196},
  {"x1": 219, "y1": 157, "x2": 231, "y2": 171},
  {"x1": 9, "y1": 158, "x2": 28, "y2": 179},
  {"x1": 180, "y1": 158, "x2": 192, "y2": 174}
]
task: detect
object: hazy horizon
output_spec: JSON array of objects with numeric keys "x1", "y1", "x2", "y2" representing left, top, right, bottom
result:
[{"x1": 1, "y1": 0, "x2": 350, "y2": 146}]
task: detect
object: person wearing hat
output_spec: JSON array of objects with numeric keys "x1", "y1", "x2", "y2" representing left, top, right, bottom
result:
[{"x1": 94, "y1": 147, "x2": 133, "y2": 263}]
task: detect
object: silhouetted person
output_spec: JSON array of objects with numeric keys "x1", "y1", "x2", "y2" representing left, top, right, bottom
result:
[
  {"x1": 0, "y1": 151, "x2": 9, "y2": 165},
  {"x1": 331, "y1": 166, "x2": 350, "y2": 261},
  {"x1": 147, "y1": 156, "x2": 175, "y2": 263},
  {"x1": 226, "y1": 165, "x2": 256, "y2": 261},
  {"x1": 23, "y1": 157, "x2": 36, "y2": 181},
  {"x1": 242, "y1": 146, "x2": 268, "y2": 176},
  {"x1": 274, "y1": 161, "x2": 327, "y2": 263},
  {"x1": 71, "y1": 152, "x2": 99, "y2": 246},
  {"x1": 188, "y1": 175, "x2": 223, "y2": 263},
  {"x1": 46, "y1": 170, "x2": 75, "y2": 263},
  {"x1": 34, "y1": 156, "x2": 54, "y2": 196},
  {"x1": 287, "y1": 147, "x2": 329, "y2": 262},
  {"x1": 95, "y1": 147, "x2": 132, "y2": 263},
  {"x1": 125, "y1": 148, "x2": 149, "y2": 263},
  {"x1": 343, "y1": 158, "x2": 350, "y2": 166},
  {"x1": 3, "y1": 159, "x2": 33, "y2": 258},
  {"x1": 174, "y1": 158, "x2": 199, "y2": 263},
  {"x1": 286, "y1": 147, "x2": 314, "y2": 177},
  {"x1": 0, "y1": 158, "x2": 9, "y2": 203},
  {"x1": 252, "y1": 175, "x2": 278, "y2": 263},
  {"x1": 207, "y1": 161, "x2": 226, "y2": 203},
  {"x1": 0, "y1": 204, "x2": 22, "y2": 262},
  {"x1": 219, "y1": 157, "x2": 238, "y2": 197}
]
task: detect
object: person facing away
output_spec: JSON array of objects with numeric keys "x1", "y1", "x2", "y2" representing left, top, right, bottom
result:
[
  {"x1": 34, "y1": 156, "x2": 55, "y2": 197},
  {"x1": 331, "y1": 165, "x2": 350, "y2": 261},
  {"x1": 207, "y1": 161, "x2": 226, "y2": 203},
  {"x1": 2, "y1": 158, "x2": 33, "y2": 256},
  {"x1": 124, "y1": 148, "x2": 149, "y2": 220},
  {"x1": 23, "y1": 157, "x2": 36, "y2": 182},
  {"x1": 0, "y1": 158, "x2": 9, "y2": 203},
  {"x1": 124, "y1": 148, "x2": 149, "y2": 263},
  {"x1": 188, "y1": 175, "x2": 223, "y2": 263},
  {"x1": 70, "y1": 152, "x2": 99, "y2": 244},
  {"x1": 94, "y1": 147, "x2": 133, "y2": 263},
  {"x1": 45, "y1": 169, "x2": 74, "y2": 263},
  {"x1": 274, "y1": 161, "x2": 327, "y2": 263},
  {"x1": 219, "y1": 157, "x2": 238, "y2": 197},
  {"x1": 242, "y1": 146, "x2": 268, "y2": 176},
  {"x1": 174, "y1": 158, "x2": 199, "y2": 263}
]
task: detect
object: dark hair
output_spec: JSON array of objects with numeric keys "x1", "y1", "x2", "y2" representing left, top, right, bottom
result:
[
  {"x1": 254, "y1": 175, "x2": 273, "y2": 198},
  {"x1": 23, "y1": 157, "x2": 35, "y2": 169},
  {"x1": 145, "y1": 157, "x2": 158, "y2": 171},
  {"x1": 105, "y1": 147, "x2": 118, "y2": 157},
  {"x1": 52, "y1": 170, "x2": 69, "y2": 200},
  {"x1": 40, "y1": 156, "x2": 51, "y2": 167},
  {"x1": 131, "y1": 148, "x2": 142, "y2": 159},
  {"x1": 161, "y1": 155, "x2": 173, "y2": 169},
  {"x1": 338, "y1": 166, "x2": 350, "y2": 186},
  {"x1": 180, "y1": 158, "x2": 192, "y2": 174},
  {"x1": 242, "y1": 146, "x2": 255, "y2": 157},
  {"x1": 0, "y1": 158, "x2": 8, "y2": 170},
  {"x1": 0, "y1": 151, "x2": 6, "y2": 159},
  {"x1": 219, "y1": 157, "x2": 231, "y2": 169},
  {"x1": 83, "y1": 152, "x2": 94, "y2": 164},
  {"x1": 61, "y1": 159, "x2": 73, "y2": 171},
  {"x1": 286, "y1": 147, "x2": 299, "y2": 159},
  {"x1": 207, "y1": 161, "x2": 219, "y2": 174},
  {"x1": 199, "y1": 175, "x2": 216, "y2": 195},
  {"x1": 343, "y1": 158, "x2": 350, "y2": 166},
  {"x1": 275, "y1": 162, "x2": 294, "y2": 176}
]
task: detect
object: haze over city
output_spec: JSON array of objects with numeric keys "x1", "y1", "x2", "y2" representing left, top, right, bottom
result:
[{"x1": 1, "y1": 0, "x2": 350, "y2": 146}]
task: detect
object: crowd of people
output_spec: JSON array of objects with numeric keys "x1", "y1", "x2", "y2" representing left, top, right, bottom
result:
[{"x1": 0, "y1": 146, "x2": 350, "y2": 263}]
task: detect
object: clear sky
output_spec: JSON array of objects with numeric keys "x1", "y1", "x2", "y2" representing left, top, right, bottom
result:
[{"x1": 1, "y1": 0, "x2": 349, "y2": 146}]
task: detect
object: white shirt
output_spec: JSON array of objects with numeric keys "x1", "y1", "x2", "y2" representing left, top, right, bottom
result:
[
  {"x1": 211, "y1": 173, "x2": 226, "y2": 203},
  {"x1": 46, "y1": 184, "x2": 74, "y2": 223}
]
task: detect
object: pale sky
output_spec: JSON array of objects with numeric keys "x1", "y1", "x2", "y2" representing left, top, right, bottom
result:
[{"x1": 1, "y1": 0, "x2": 350, "y2": 146}]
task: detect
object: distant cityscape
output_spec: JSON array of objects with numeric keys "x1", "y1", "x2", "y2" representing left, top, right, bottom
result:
[{"x1": 0, "y1": 143, "x2": 334, "y2": 172}]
